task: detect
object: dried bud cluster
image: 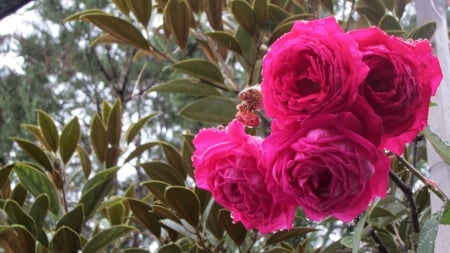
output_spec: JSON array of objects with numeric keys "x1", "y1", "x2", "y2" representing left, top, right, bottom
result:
[{"x1": 235, "y1": 86, "x2": 263, "y2": 127}]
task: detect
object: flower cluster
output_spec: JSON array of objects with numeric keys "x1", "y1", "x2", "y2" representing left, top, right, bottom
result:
[{"x1": 192, "y1": 17, "x2": 442, "y2": 233}]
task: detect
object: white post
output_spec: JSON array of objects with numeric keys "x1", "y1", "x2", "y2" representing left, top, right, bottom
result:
[{"x1": 414, "y1": 0, "x2": 450, "y2": 252}]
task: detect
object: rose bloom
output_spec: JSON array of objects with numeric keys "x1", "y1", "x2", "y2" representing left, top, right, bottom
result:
[
  {"x1": 350, "y1": 27, "x2": 442, "y2": 154},
  {"x1": 261, "y1": 17, "x2": 368, "y2": 125},
  {"x1": 192, "y1": 120, "x2": 296, "y2": 233},
  {"x1": 263, "y1": 99, "x2": 390, "y2": 222}
]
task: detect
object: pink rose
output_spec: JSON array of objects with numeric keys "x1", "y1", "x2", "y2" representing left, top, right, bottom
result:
[
  {"x1": 261, "y1": 17, "x2": 368, "y2": 125},
  {"x1": 192, "y1": 120, "x2": 296, "y2": 233},
  {"x1": 263, "y1": 100, "x2": 390, "y2": 222},
  {"x1": 350, "y1": 27, "x2": 442, "y2": 154}
]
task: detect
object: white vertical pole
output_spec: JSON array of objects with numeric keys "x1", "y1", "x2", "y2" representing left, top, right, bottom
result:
[{"x1": 414, "y1": 0, "x2": 450, "y2": 252}]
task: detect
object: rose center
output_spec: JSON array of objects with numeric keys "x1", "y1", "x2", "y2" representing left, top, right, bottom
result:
[
  {"x1": 310, "y1": 170, "x2": 332, "y2": 198},
  {"x1": 296, "y1": 78, "x2": 321, "y2": 97}
]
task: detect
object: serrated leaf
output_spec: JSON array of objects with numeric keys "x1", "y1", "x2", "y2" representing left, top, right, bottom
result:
[
  {"x1": 218, "y1": 209, "x2": 246, "y2": 245},
  {"x1": 141, "y1": 162, "x2": 185, "y2": 186},
  {"x1": 164, "y1": 0, "x2": 191, "y2": 49},
  {"x1": 379, "y1": 14, "x2": 402, "y2": 31},
  {"x1": 29, "y1": 194, "x2": 49, "y2": 232},
  {"x1": 204, "y1": 0, "x2": 223, "y2": 30},
  {"x1": 126, "y1": 0, "x2": 152, "y2": 27},
  {"x1": 128, "y1": 199, "x2": 161, "y2": 237},
  {"x1": 409, "y1": 22, "x2": 437, "y2": 40},
  {"x1": 76, "y1": 145, "x2": 91, "y2": 179},
  {"x1": 13, "y1": 163, "x2": 59, "y2": 215},
  {"x1": 52, "y1": 226, "x2": 82, "y2": 253},
  {"x1": 417, "y1": 212, "x2": 441, "y2": 253},
  {"x1": 141, "y1": 180, "x2": 169, "y2": 203},
  {"x1": 231, "y1": 0, "x2": 257, "y2": 36},
  {"x1": 179, "y1": 97, "x2": 236, "y2": 124},
  {"x1": 423, "y1": 127, "x2": 450, "y2": 164},
  {"x1": 81, "y1": 13, "x2": 150, "y2": 51},
  {"x1": 82, "y1": 226, "x2": 136, "y2": 253},
  {"x1": 266, "y1": 227, "x2": 317, "y2": 245},
  {"x1": 90, "y1": 114, "x2": 108, "y2": 163},
  {"x1": 11, "y1": 138, "x2": 53, "y2": 172},
  {"x1": 124, "y1": 142, "x2": 159, "y2": 163},
  {"x1": 253, "y1": 0, "x2": 267, "y2": 27},
  {"x1": 59, "y1": 117, "x2": 81, "y2": 164},
  {"x1": 148, "y1": 79, "x2": 221, "y2": 96},
  {"x1": 126, "y1": 112, "x2": 160, "y2": 144},
  {"x1": 171, "y1": 59, "x2": 225, "y2": 88},
  {"x1": 37, "y1": 110, "x2": 59, "y2": 152},
  {"x1": 206, "y1": 31, "x2": 242, "y2": 54},
  {"x1": 165, "y1": 186, "x2": 200, "y2": 226},
  {"x1": 56, "y1": 205, "x2": 84, "y2": 233},
  {"x1": 107, "y1": 99, "x2": 122, "y2": 146},
  {"x1": 5, "y1": 200, "x2": 37, "y2": 236},
  {"x1": 356, "y1": 0, "x2": 385, "y2": 24}
]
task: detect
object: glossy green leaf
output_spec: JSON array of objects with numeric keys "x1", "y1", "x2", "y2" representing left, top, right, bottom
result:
[
  {"x1": 5, "y1": 200, "x2": 37, "y2": 236},
  {"x1": 158, "y1": 243, "x2": 182, "y2": 253},
  {"x1": 440, "y1": 201, "x2": 450, "y2": 224},
  {"x1": 76, "y1": 145, "x2": 91, "y2": 179},
  {"x1": 124, "y1": 142, "x2": 159, "y2": 163},
  {"x1": 253, "y1": 0, "x2": 267, "y2": 27},
  {"x1": 266, "y1": 227, "x2": 317, "y2": 245},
  {"x1": 171, "y1": 59, "x2": 225, "y2": 88},
  {"x1": 148, "y1": 79, "x2": 221, "y2": 96},
  {"x1": 13, "y1": 163, "x2": 59, "y2": 215},
  {"x1": 52, "y1": 226, "x2": 82, "y2": 253},
  {"x1": 206, "y1": 31, "x2": 242, "y2": 54},
  {"x1": 165, "y1": 186, "x2": 200, "y2": 226},
  {"x1": 142, "y1": 180, "x2": 169, "y2": 203},
  {"x1": 29, "y1": 194, "x2": 49, "y2": 232},
  {"x1": 125, "y1": 112, "x2": 160, "y2": 144},
  {"x1": 106, "y1": 145, "x2": 121, "y2": 168},
  {"x1": 218, "y1": 209, "x2": 246, "y2": 245},
  {"x1": 352, "y1": 199, "x2": 379, "y2": 253},
  {"x1": 179, "y1": 97, "x2": 236, "y2": 124},
  {"x1": 373, "y1": 230, "x2": 399, "y2": 253},
  {"x1": 235, "y1": 26, "x2": 256, "y2": 69},
  {"x1": 268, "y1": 21, "x2": 294, "y2": 45},
  {"x1": 107, "y1": 99, "x2": 122, "y2": 146},
  {"x1": 267, "y1": 4, "x2": 290, "y2": 30},
  {"x1": 417, "y1": 212, "x2": 441, "y2": 253},
  {"x1": 182, "y1": 134, "x2": 194, "y2": 177},
  {"x1": 59, "y1": 117, "x2": 81, "y2": 164},
  {"x1": 90, "y1": 114, "x2": 108, "y2": 163},
  {"x1": 151, "y1": 204, "x2": 179, "y2": 221},
  {"x1": 204, "y1": 0, "x2": 222, "y2": 30},
  {"x1": 128, "y1": 199, "x2": 161, "y2": 237},
  {"x1": 80, "y1": 167, "x2": 119, "y2": 217},
  {"x1": 356, "y1": 0, "x2": 385, "y2": 24},
  {"x1": 423, "y1": 127, "x2": 450, "y2": 164},
  {"x1": 10, "y1": 183, "x2": 27, "y2": 206},
  {"x1": 163, "y1": 0, "x2": 191, "y2": 49},
  {"x1": 231, "y1": 0, "x2": 257, "y2": 36},
  {"x1": 107, "y1": 202, "x2": 125, "y2": 226},
  {"x1": 379, "y1": 14, "x2": 402, "y2": 31},
  {"x1": 158, "y1": 141, "x2": 186, "y2": 180},
  {"x1": 409, "y1": 22, "x2": 437, "y2": 40},
  {"x1": 21, "y1": 124, "x2": 52, "y2": 151},
  {"x1": 64, "y1": 9, "x2": 107, "y2": 22},
  {"x1": 56, "y1": 205, "x2": 84, "y2": 233},
  {"x1": 81, "y1": 13, "x2": 150, "y2": 51},
  {"x1": 0, "y1": 164, "x2": 12, "y2": 192},
  {"x1": 37, "y1": 110, "x2": 59, "y2": 152},
  {"x1": 126, "y1": 0, "x2": 152, "y2": 27},
  {"x1": 159, "y1": 219, "x2": 197, "y2": 240},
  {"x1": 83, "y1": 225, "x2": 136, "y2": 253},
  {"x1": 102, "y1": 100, "x2": 112, "y2": 125},
  {"x1": 11, "y1": 138, "x2": 53, "y2": 172},
  {"x1": 141, "y1": 162, "x2": 185, "y2": 186},
  {"x1": 206, "y1": 202, "x2": 224, "y2": 239}
]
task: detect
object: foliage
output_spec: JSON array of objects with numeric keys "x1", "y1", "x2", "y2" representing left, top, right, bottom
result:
[{"x1": 0, "y1": 0, "x2": 449, "y2": 252}]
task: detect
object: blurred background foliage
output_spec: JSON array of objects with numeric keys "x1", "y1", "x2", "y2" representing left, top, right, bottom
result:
[{"x1": 0, "y1": 0, "x2": 448, "y2": 252}]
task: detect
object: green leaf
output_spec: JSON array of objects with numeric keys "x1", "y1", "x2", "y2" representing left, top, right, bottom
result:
[
  {"x1": 82, "y1": 225, "x2": 136, "y2": 253},
  {"x1": 158, "y1": 243, "x2": 182, "y2": 253},
  {"x1": 179, "y1": 97, "x2": 236, "y2": 124},
  {"x1": 90, "y1": 114, "x2": 108, "y2": 164},
  {"x1": 81, "y1": 13, "x2": 150, "y2": 51},
  {"x1": 165, "y1": 186, "x2": 200, "y2": 226},
  {"x1": 373, "y1": 230, "x2": 399, "y2": 253},
  {"x1": 13, "y1": 163, "x2": 59, "y2": 215},
  {"x1": 76, "y1": 145, "x2": 91, "y2": 179},
  {"x1": 126, "y1": 0, "x2": 152, "y2": 27},
  {"x1": 112, "y1": 0, "x2": 130, "y2": 16},
  {"x1": 182, "y1": 134, "x2": 195, "y2": 177},
  {"x1": 159, "y1": 219, "x2": 197, "y2": 240},
  {"x1": 151, "y1": 204, "x2": 179, "y2": 221},
  {"x1": 0, "y1": 164, "x2": 13, "y2": 193},
  {"x1": 102, "y1": 100, "x2": 112, "y2": 125},
  {"x1": 206, "y1": 31, "x2": 242, "y2": 54},
  {"x1": 141, "y1": 162, "x2": 185, "y2": 186},
  {"x1": 29, "y1": 194, "x2": 49, "y2": 232},
  {"x1": 10, "y1": 183, "x2": 27, "y2": 205},
  {"x1": 158, "y1": 141, "x2": 186, "y2": 180},
  {"x1": 356, "y1": 0, "x2": 385, "y2": 24},
  {"x1": 52, "y1": 226, "x2": 82, "y2": 253},
  {"x1": 64, "y1": 9, "x2": 107, "y2": 22},
  {"x1": 122, "y1": 249, "x2": 150, "y2": 253},
  {"x1": 417, "y1": 212, "x2": 441, "y2": 253},
  {"x1": 266, "y1": 227, "x2": 318, "y2": 245},
  {"x1": 423, "y1": 127, "x2": 450, "y2": 164},
  {"x1": 409, "y1": 22, "x2": 437, "y2": 40},
  {"x1": 148, "y1": 79, "x2": 221, "y2": 96},
  {"x1": 204, "y1": 0, "x2": 223, "y2": 30},
  {"x1": 218, "y1": 209, "x2": 246, "y2": 245},
  {"x1": 170, "y1": 59, "x2": 225, "y2": 88},
  {"x1": 5, "y1": 200, "x2": 37, "y2": 236},
  {"x1": 125, "y1": 112, "x2": 160, "y2": 144},
  {"x1": 124, "y1": 142, "x2": 159, "y2": 163},
  {"x1": 352, "y1": 199, "x2": 379, "y2": 253},
  {"x1": 21, "y1": 124, "x2": 52, "y2": 151},
  {"x1": 37, "y1": 110, "x2": 59, "y2": 152},
  {"x1": 379, "y1": 14, "x2": 402, "y2": 31},
  {"x1": 231, "y1": 0, "x2": 257, "y2": 36},
  {"x1": 268, "y1": 21, "x2": 294, "y2": 45},
  {"x1": 107, "y1": 99, "x2": 122, "y2": 146},
  {"x1": 141, "y1": 180, "x2": 169, "y2": 203},
  {"x1": 267, "y1": 4, "x2": 290, "y2": 30},
  {"x1": 253, "y1": 0, "x2": 268, "y2": 27},
  {"x1": 394, "y1": 0, "x2": 407, "y2": 19},
  {"x1": 163, "y1": 0, "x2": 191, "y2": 49},
  {"x1": 106, "y1": 201, "x2": 125, "y2": 226},
  {"x1": 440, "y1": 201, "x2": 450, "y2": 224},
  {"x1": 59, "y1": 117, "x2": 81, "y2": 164},
  {"x1": 56, "y1": 205, "x2": 84, "y2": 233},
  {"x1": 11, "y1": 138, "x2": 53, "y2": 172},
  {"x1": 128, "y1": 199, "x2": 161, "y2": 237},
  {"x1": 0, "y1": 225, "x2": 36, "y2": 253}
]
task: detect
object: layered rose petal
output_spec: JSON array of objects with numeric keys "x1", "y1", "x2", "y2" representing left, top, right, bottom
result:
[
  {"x1": 350, "y1": 27, "x2": 442, "y2": 154},
  {"x1": 261, "y1": 17, "x2": 368, "y2": 125},
  {"x1": 193, "y1": 120, "x2": 296, "y2": 233}
]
